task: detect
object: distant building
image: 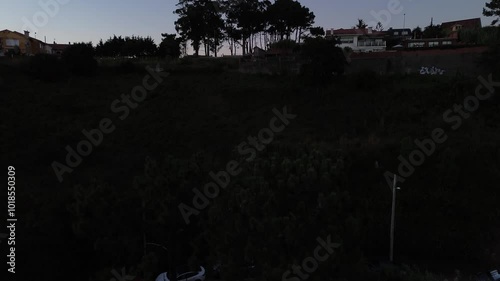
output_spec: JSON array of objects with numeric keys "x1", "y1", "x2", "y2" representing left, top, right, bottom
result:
[
  {"x1": 326, "y1": 27, "x2": 386, "y2": 52},
  {"x1": 385, "y1": 28, "x2": 412, "y2": 49},
  {"x1": 441, "y1": 18, "x2": 482, "y2": 39},
  {"x1": 0, "y1": 29, "x2": 70, "y2": 56},
  {"x1": 387, "y1": 28, "x2": 412, "y2": 39},
  {"x1": 50, "y1": 42, "x2": 71, "y2": 55},
  {"x1": 403, "y1": 38, "x2": 458, "y2": 49},
  {"x1": 0, "y1": 29, "x2": 50, "y2": 56}
]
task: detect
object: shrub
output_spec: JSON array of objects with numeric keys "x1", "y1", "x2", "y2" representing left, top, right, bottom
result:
[
  {"x1": 61, "y1": 42, "x2": 98, "y2": 76},
  {"x1": 268, "y1": 39, "x2": 300, "y2": 52},
  {"x1": 116, "y1": 60, "x2": 138, "y2": 74},
  {"x1": 352, "y1": 69, "x2": 382, "y2": 91},
  {"x1": 300, "y1": 37, "x2": 346, "y2": 84},
  {"x1": 479, "y1": 43, "x2": 500, "y2": 76},
  {"x1": 5, "y1": 46, "x2": 21, "y2": 57},
  {"x1": 28, "y1": 54, "x2": 67, "y2": 82}
]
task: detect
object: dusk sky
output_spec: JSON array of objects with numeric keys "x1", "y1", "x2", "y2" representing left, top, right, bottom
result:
[{"x1": 0, "y1": 0, "x2": 493, "y2": 54}]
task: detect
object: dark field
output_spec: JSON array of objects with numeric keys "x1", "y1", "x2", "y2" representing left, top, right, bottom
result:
[{"x1": 2, "y1": 57, "x2": 500, "y2": 281}]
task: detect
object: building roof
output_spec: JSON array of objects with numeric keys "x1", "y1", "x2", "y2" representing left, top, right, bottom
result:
[
  {"x1": 0, "y1": 29, "x2": 25, "y2": 37},
  {"x1": 405, "y1": 38, "x2": 458, "y2": 42},
  {"x1": 389, "y1": 28, "x2": 412, "y2": 32},
  {"x1": 0, "y1": 29, "x2": 47, "y2": 45},
  {"x1": 441, "y1": 18, "x2": 482, "y2": 30},
  {"x1": 331, "y1": 28, "x2": 386, "y2": 36},
  {"x1": 50, "y1": 43, "x2": 71, "y2": 50}
]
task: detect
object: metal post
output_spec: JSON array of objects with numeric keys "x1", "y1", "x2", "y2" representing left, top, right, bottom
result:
[{"x1": 390, "y1": 175, "x2": 397, "y2": 262}]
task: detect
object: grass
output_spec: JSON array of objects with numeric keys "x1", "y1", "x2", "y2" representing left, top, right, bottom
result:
[{"x1": 2, "y1": 57, "x2": 500, "y2": 279}]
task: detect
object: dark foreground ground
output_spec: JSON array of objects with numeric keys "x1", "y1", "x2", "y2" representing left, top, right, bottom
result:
[{"x1": 1, "y1": 58, "x2": 499, "y2": 281}]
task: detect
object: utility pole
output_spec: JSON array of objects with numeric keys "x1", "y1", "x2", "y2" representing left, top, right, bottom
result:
[
  {"x1": 403, "y1": 14, "x2": 406, "y2": 29},
  {"x1": 390, "y1": 175, "x2": 400, "y2": 262}
]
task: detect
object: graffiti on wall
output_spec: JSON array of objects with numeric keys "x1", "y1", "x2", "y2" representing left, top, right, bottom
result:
[{"x1": 420, "y1": 66, "x2": 445, "y2": 75}]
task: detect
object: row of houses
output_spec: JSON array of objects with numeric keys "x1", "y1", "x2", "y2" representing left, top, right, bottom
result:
[
  {"x1": 0, "y1": 29, "x2": 70, "y2": 56},
  {"x1": 326, "y1": 18, "x2": 482, "y2": 52}
]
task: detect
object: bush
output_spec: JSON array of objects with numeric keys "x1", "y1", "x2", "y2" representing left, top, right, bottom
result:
[
  {"x1": 479, "y1": 43, "x2": 500, "y2": 76},
  {"x1": 268, "y1": 39, "x2": 300, "y2": 52},
  {"x1": 116, "y1": 60, "x2": 138, "y2": 74},
  {"x1": 5, "y1": 46, "x2": 21, "y2": 57},
  {"x1": 61, "y1": 42, "x2": 98, "y2": 76},
  {"x1": 28, "y1": 54, "x2": 67, "y2": 82},
  {"x1": 300, "y1": 37, "x2": 346, "y2": 84},
  {"x1": 352, "y1": 69, "x2": 382, "y2": 90}
]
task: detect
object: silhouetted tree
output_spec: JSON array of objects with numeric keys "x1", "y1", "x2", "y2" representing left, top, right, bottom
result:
[
  {"x1": 423, "y1": 23, "x2": 444, "y2": 38},
  {"x1": 354, "y1": 19, "x2": 368, "y2": 29},
  {"x1": 300, "y1": 37, "x2": 346, "y2": 84},
  {"x1": 95, "y1": 35, "x2": 157, "y2": 57},
  {"x1": 62, "y1": 42, "x2": 97, "y2": 76},
  {"x1": 174, "y1": 0, "x2": 225, "y2": 57},
  {"x1": 412, "y1": 26, "x2": 423, "y2": 39},
  {"x1": 226, "y1": 0, "x2": 268, "y2": 55},
  {"x1": 309, "y1": 26, "x2": 325, "y2": 37},
  {"x1": 483, "y1": 0, "x2": 500, "y2": 25},
  {"x1": 174, "y1": 0, "x2": 206, "y2": 56},
  {"x1": 266, "y1": 0, "x2": 315, "y2": 43},
  {"x1": 158, "y1": 33, "x2": 181, "y2": 58}
]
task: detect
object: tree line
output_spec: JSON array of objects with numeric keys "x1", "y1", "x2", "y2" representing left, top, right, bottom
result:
[
  {"x1": 94, "y1": 34, "x2": 182, "y2": 58},
  {"x1": 174, "y1": 0, "x2": 317, "y2": 56}
]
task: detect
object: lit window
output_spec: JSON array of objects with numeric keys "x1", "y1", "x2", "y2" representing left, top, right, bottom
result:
[
  {"x1": 442, "y1": 41, "x2": 452, "y2": 45},
  {"x1": 409, "y1": 42, "x2": 425, "y2": 48},
  {"x1": 429, "y1": 41, "x2": 439, "y2": 47},
  {"x1": 340, "y1": 38, "x2": 354, "y2": 44},
  {"x1": 402, "y1": 31, "x2": 409, "y2": 35}
]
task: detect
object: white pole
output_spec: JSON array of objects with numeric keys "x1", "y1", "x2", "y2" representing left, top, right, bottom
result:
[{"x1": 390, "y1": 175, "x2": 397, "y2": 262}]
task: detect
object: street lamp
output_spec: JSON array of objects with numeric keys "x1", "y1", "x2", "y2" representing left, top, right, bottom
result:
[{"x1": 389, "y1": 175, "x2": 401, "y2": 263}]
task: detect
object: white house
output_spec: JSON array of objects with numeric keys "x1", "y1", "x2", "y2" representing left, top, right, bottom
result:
[{"x1": 326, "y1": 27, "x2": 386, "y2": 52}]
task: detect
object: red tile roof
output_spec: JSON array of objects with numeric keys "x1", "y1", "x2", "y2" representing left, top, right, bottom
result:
[
  {"x1": 1, "y1": 29, "x2": 47, "y2": 45},
  {"x1": 441, "y1": 18, "x2": 482, "y2": 30},
  {"x1": 331, "y1": 28, "x2": 386, "y2": 36}
]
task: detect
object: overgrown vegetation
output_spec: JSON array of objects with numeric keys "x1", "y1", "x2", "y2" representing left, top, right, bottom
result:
[
  {"x1": 3, "y1": 56, "x2": 500, "y2": 280},
  {"x1": 300, "y1": 37, "x2": 346, "y2": 84},
  {"x1": 61, "y1": 42, "x2": 98, "y2": 76}
]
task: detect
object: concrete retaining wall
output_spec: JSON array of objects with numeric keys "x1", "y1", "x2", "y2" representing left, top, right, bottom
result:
[{"x1": 346, "y1": 47, "x2": 488, "y2": 76}]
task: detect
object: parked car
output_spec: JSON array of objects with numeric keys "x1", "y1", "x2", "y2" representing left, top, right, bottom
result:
[{"x1": 155, "y1": 266, "x2": 205, "y2": 281}]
